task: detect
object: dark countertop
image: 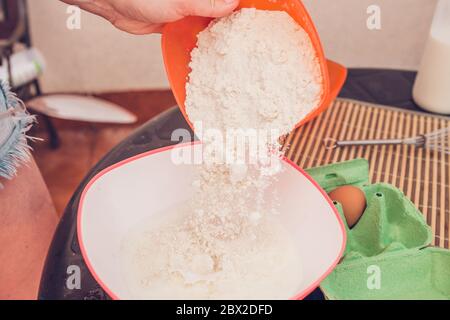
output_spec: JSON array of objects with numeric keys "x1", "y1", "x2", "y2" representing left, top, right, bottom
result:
[{"x1": 38, "y1": 69, "x2": 422, "y2": 300}]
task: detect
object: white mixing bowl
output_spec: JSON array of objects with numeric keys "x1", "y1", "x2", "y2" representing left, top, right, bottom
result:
[{"x1": 77, "y1": 142, "x2": 346, "y2": 300}]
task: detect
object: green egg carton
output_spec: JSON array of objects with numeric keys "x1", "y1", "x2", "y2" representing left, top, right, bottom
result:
[{"x1": 306, "y1": 159, "x2": 450, "y2": 300}]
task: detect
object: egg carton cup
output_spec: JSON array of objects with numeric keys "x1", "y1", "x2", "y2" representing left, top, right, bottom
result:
[{"x1": 306, "y1": 159, "x2": 450, "y2": 300}]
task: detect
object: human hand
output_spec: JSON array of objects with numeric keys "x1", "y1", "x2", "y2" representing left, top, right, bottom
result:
[{"x1": 62, "y1": 0, "x2": 240, "y2": 34}]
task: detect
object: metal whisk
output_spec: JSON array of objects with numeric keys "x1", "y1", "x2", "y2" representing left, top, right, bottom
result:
[{"x1": 323, "y1": 127, "x2": 450, "y2": 154}]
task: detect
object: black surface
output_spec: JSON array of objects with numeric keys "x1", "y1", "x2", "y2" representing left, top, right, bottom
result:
[
  {"x1": 340, "y1": 69, "x2": 421, "y2": 112},
  {"x1": 38, "y1": 69, "x2": 421, "y2": 300}
]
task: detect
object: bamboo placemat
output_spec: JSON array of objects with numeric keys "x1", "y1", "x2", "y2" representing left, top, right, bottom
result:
[{"x1": 283, "y1": 98, "x2": 450, "y2": 249}]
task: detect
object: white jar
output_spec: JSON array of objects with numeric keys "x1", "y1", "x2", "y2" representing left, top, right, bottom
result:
[{"x1": 413, "y1": 0, "x2": 450, "y2": 114}]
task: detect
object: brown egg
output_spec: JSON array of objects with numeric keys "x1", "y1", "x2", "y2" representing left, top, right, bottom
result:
[{"x1": 328, "y1": 185, "x2": 366, "y2": 228}]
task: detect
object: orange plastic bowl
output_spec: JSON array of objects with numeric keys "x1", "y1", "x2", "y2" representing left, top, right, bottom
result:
[{"x1": 162, "y1": 0, "x2": 347, "y2": 131}]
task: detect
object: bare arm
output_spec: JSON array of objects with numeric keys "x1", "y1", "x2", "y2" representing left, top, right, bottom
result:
[{"x1": 61, "y1": 0, "x2": 239, "y2": 34}]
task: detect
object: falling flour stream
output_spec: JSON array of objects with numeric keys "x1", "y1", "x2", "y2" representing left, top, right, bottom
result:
[{"x1": 121, "y1": 8, "x2": 323, "y2": 299}]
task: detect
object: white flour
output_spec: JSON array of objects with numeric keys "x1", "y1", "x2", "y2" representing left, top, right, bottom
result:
[
  {"x1": 122, "y1": 8, "x2": 322, "y2": 299},
  {"x1": 122, "y1": 203, "x2": 303, "y2": 300},
  {"x1": 186, "y1": 8, "x2": 322, "y2": 242},
  {"x1": 186, "y1": 8, "x2": 323, "y2": 135}
]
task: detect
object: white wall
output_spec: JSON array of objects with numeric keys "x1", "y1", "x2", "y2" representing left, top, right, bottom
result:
[
  {"x1": 27, "y1": 0, "x2": 437, "y2": 93},
  {"x1": 27, "y1": 0, "x2": 168, "y2": 92},
  {"x1": 303, "y1": 0, "x2": 437, "y2": 70}
]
